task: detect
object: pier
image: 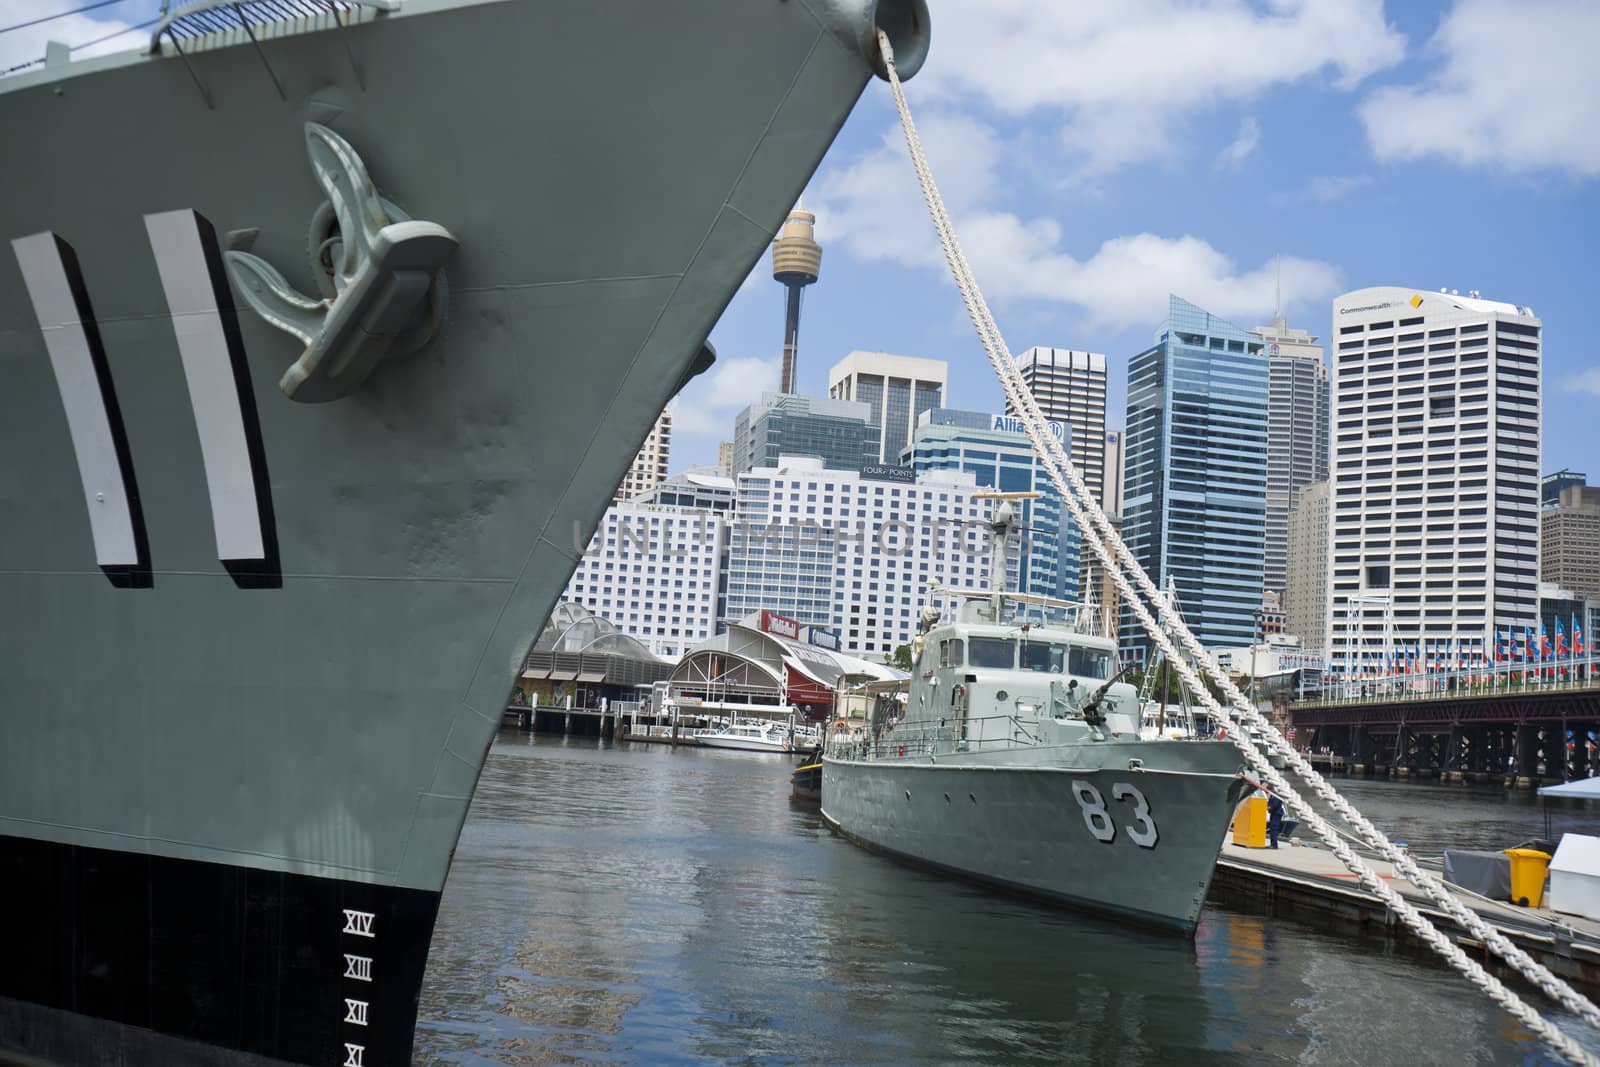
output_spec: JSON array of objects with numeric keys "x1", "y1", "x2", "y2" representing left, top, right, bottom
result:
[
  {"x1": 1209, "y1": 840, "x2": 1600, "y2": 992},
  {"x1": 1292, "y1": 678, "x2": 1600, "y2": 786}
]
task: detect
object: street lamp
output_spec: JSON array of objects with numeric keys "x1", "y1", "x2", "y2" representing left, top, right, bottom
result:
[{"x1": 1251, "y1": 608, "x2": 1262, "y2": 710}]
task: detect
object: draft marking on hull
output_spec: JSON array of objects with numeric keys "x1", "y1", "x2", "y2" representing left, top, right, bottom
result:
[
  {"x1": 144, "y1": 208, "x2": 282, "y2": 587},
  {"x1": 11, "y1": 231, "x2": 152, "y2": 587}
]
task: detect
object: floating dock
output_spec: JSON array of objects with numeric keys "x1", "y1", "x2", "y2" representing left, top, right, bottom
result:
[{"x1": 1209, "y1": 841, "x2": 1600, "y2": 991}]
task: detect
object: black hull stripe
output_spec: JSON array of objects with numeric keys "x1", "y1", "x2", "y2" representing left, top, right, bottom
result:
[{"x1": 0, "y1": 833, "x2": 439, "y2": 1066}]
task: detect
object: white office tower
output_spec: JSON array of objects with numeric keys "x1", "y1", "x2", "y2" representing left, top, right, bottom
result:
[
  {"x1": 1252, "y1": 314, "x2": 1328, "y2": 601},
  {"x1": 827, "y1": 351, "x2": 948, "y2": 466},
  {"x1": 724, "y1": 456, "x2": 989, "y2": 660},
  {"x1": 1284, "y1": 480, "x2": 1329, "y2": 648},
  {"x1": 563, "y1": 491, "x2": 728, "y2": 661},
  {"x1": 1327, "y1": 288, "x2": 1541, "y2": 674},
  {"x1": 1006, "y1": 348, "x2": 1108, "y2": 501},
  {"x1": 616, "y1": 407, "x2": 673, "y2": 500}
]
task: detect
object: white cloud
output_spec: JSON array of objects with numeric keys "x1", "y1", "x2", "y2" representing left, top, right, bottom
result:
[
  {"x1": 1217, "y1": 117, "x2": 1261, "y2": 171},
  {"x1": 814, "y1": 116, "x2": 1341, "y2": 331},
  {"x1": 918, "y1": 1, "x2": 1405, "y2": 179},
  {"x1": 671, "y1": 356, "x2": 781, "y2": 438},
  {"x1": 0, "y1": 2, "x2": 147, "y2": 75},
  {"x1": 1360, "y1": 0, "x2": 1600, "y2": 177},
  {"x1": 1305, "y1": 174, "x2": 1374, "y2": 201},
  {"x1": 1569, "y1": 369, "x2": 1600, "y2": 399}
]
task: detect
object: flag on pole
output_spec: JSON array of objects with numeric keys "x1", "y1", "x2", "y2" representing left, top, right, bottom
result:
[
  {"x1": 1541, "y1": 620, "x2": 1552, "y2": 660},
  {"x1": 1575, "y1": 614, "x2": 1586, "y2": 656},
  {"x1": 1558, "y1": 618, "x2": 1568, "y2": 657}
]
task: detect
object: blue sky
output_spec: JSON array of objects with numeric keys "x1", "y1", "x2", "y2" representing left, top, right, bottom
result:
[{"x1": 7, "y1": 1, "x2": 1596, "y2": 480}]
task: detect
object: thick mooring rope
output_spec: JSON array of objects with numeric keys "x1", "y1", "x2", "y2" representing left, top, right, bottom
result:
[{"x1": 876, "y1": 30, "x2": 1599, "y2": 1065}]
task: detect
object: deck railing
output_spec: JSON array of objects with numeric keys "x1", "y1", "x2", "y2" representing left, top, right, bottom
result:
[
  {"x1": 826, "y1": 714, "x2": 1051, "y2": 762},
  {"x1": 1295, "y1": 658, "x2": 1600, "y2": 709}
]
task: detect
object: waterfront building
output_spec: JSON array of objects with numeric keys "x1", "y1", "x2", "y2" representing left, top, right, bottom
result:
[
  {"x1": 513, "y1": 602, "x2": 674, "y2": 711},
  {"x1": 1284, "y1": 480, "x2": 1330, "y2": 650},
  {"x1": 827, "y1": 351, "x2": 948, "y2": 466},
  {"x1": 723, "y1": 456, "x2": 990, "y2": 660},
  {"x1": 1120, "y1": 295, "x2": 1269, "y2": 660},
  {"x1": 907, "y1": 409, "x2": 1080, "y2": 604},
  {"x1": 616, "y1": 407, "x2": 672, "y2": 500},
  {"x1": 1251, "y1": 313, "x2": 1328, "y2": 602},
  {"x1": 1543, "y1": 469, "x2": 1587, "y2": 507},
  {"x1": 1006, "y1": 348, "x2": 1108, "y2": 502},
  {"x1": 730, "y1": 392, "x2": 877, "y2": 477},
  {"x1": 1326, "y1": 287, "x2": 1541, "y2": 674},
  {"x1": 562, "y1": 494, "x2": 728, "y2": 661},
  {"x1": 1543, "y1": 480, "x2": 1600, "y2": 600}
]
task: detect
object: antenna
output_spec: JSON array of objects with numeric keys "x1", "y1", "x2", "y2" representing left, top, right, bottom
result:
[{"x1": 1274, "y1": 256, "x2": 1282, "y2": 321}]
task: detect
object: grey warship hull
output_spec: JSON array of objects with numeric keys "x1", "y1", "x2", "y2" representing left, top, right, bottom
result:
[
  {"x1": 0, "y1": 1, "x2": 929, "y2": 1062},
  {"x1": 822, "y1": 741, "x2": 1249, "y2": 932}
]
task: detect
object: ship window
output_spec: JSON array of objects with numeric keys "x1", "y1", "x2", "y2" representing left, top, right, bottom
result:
[
  {"x1": 968, "y1": 637, "x2": 1015, "y2": 668},
  {"x1": 938, "y1": 639, "x2": 964, "y2": 667},
  {"x1": 1020, "y1": 643, "x2": 1068, "y2": 673},
  {"x1": 1068, "y1": 647, "x2": 1114, "y2": 680}
]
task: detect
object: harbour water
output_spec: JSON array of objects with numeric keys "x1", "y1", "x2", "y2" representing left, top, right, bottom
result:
[{"x1": 413, "y1": 733, "x2": 1600, "y2": 1065}]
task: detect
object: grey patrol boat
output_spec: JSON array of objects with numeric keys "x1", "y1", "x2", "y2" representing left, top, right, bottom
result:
[
  {"x1": 0, "y1": 1, "x2": 930, "y2": 1064},
  {"x1": 822, "y1": 499, "x2": 1249, "y2": 932}
]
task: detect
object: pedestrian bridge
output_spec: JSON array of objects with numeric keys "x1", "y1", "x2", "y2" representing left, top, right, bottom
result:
[{"x1": 1291, "y1": 676, "x2": 1600, "y2": 785}]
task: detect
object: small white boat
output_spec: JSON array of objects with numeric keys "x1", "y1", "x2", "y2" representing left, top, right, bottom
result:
[{"x1": 697, "y1": 718, "x2": 794, "y2": 754}]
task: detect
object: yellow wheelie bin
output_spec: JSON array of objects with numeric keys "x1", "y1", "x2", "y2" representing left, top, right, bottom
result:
[
  {"x1": 1505, "y1": 848, "x2": 1552, "y2": 907},
  {"x1": 1232, "y1": 795, "x2": 1268, "y2": 848}
]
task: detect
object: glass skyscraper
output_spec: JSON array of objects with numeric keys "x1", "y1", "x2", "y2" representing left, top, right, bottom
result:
[
  {"x1": 908, "y1": 409, "x2": 1080, "y2": 606},
  {"x1": 729, "y1": 392, "x2": 878, "y2": 477},
  {"x1": 1121, "y1": 295, "x2": 1269, "y2": 659}
]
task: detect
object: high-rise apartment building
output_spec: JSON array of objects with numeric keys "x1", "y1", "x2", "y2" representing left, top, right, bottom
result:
[
  {"x1": 1252, "y1": 313, "x2": 1328, "y2": 601},
  {"x1": 1006, "y1": 348, "x2": 1108, "y2": 501},
  {"x1": 616, "y1": 407, "x2": 672, "y2": 500},
  {"x1": 826, "y1": 351, "x2": 947, "y2": 466},
  {"x1": 722, "y1": 456, "x2": 989, "y2": 659},
  {"x1": 563, "y1": 494, "x2": 728, "y2": 660},
  {"x1": 1326, "y1": 287, "x2": 1541, "y2": 672},
  {"x1": 730, "y1": 392, "x2": 877, "y2": 477},
  {"x1": 1121, "y1": 296, "x2": 1269, "y2": 658},
  {"x1": 908, "y1": 409, "x2": 1079, "y2": 604},
  {"x1": 1284, "y1": 480, "x2": 1329, "y2": 646},
  {"x1": 716, "y1": 440, "x2": 734, "y2": 472},
  {"x1": 1543, "y1": 481, "x2": 1600, "y2": 600}
]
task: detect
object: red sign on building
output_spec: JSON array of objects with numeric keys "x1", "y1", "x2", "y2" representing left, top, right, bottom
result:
[{"x1": 759, "y1": 609, "x2": 802, "y2": 640}]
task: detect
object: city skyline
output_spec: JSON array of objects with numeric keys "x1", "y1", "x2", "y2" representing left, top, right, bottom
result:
[{"x1": 661, "y1": 1, "x2": 1597, "y2": 479}]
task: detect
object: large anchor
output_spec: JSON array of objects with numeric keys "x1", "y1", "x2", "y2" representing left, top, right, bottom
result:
[{"x1": 225, "y1": 122, "x2": 456, "y2": 402}]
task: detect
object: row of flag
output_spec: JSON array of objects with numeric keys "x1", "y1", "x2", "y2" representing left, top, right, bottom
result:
[{"x1": 1322, "y1": 615, "x2": 1587, "y2": 683}]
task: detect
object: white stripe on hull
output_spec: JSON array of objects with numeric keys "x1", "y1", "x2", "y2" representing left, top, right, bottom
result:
[
  {"x1": 143, "y1": 209, "x2": 266, "y2": 563},
  {"x1": 11, "y1": 232, "x2": 140, "y2": 568},
  {"x1": 697, "y1": 737, "x2": 791, "y2": 753}
]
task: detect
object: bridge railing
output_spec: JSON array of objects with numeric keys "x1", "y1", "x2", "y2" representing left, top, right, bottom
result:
[{"x1": 1293, "y1": 657, "x2": 1600, "y2": 709}]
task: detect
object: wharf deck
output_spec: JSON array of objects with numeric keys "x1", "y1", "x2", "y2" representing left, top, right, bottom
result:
[{"x1": 1210, "y1": 841, "x2": 1600, "y2": 991}]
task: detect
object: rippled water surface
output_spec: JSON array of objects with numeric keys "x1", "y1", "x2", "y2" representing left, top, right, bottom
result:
[{"x1": 413, "y1": 733, "x2": 1600, "y2": 1065}]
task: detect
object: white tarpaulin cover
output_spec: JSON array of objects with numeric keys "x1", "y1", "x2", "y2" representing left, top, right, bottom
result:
[
  {"x1": 1549, "y1": 833, "x2": 1600, "y2": 921},
  {"x1": 1538, "y1": 778, "x2": 1600, "y2": 799}
]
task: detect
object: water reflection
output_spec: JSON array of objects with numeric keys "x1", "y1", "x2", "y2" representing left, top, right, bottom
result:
[{"x1": 413, "y1": 732, "x2": 1590, "y2": 1065}]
